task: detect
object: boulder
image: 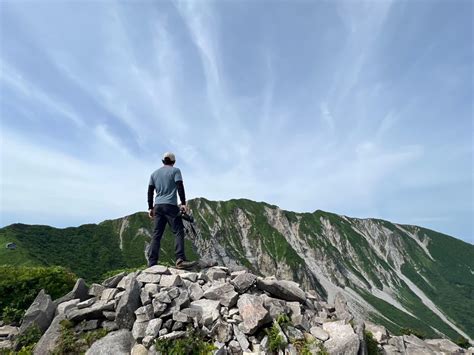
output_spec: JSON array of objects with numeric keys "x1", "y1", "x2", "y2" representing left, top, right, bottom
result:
[
  {"x1": 261, "y1": 294, "x2": 289, "y2": 319},
  {"x1": 323, "y1": 320, "x2": 360, "y2": 355},
  {"x1": 232, "y1": 272, "x2": 257, "y2": 293},
  {"x1": 190, "y1": 299, "x2": 221, "y2": 326},
  {"x1": 132, "y1": 320, "x2": 149, "y2": 341},
  {"x1": 310, "y1": 326, "x2": 329, "y2": 341},
  {"x1": 188, "y1": 283, "x2": 204, "y2": 301},
  {"x1": 424, "y1": 338, "x2": 464, "y2": 353},
  {"x1": 0, "y1": 325, "x2": 19, "y2": 338},
  {"x1": 135, "y1": 305, "x2": 154, "y2": 322},
  {"x1": 19, "y1": 289, "x2": 56, "y2": 334},
  {"x1": 67, "y1": 301, "x2": 114, "y2": 322},
  {"x1": 74, "y1": 319, "x2": 99, "y2": 332},
  {"x1": 152, "y1": 299, "x2": 167, "y2": 317},
  {"x1": 157, "y1": 330, "x2": 186, "y2": 340},
  {"x1": 77, "y1": 298, "x2": 95, "y2": 309},
  {"x1": 88, "y1": 284, "x2": 106, "y2": 298},
  {"x1": 54, "y1": 278, "x2": 89, "y2": 305},
  {"x1": 232, "y1": 324, "x2": 250, "y2": 351},
  {"x1": 57, "y1": 299, "x2": 80, "y2": 316},
  {"x1": 203, "y1": 283, "x2": 238, "y2": 307},
  {"x1": 211, "y1": 320, "x2": 233, "y2": 343},
  {"x1": 159, "y1": 275, "x2": 182, "y2": 287},
  {"x1": 145, "y1": 318, "x2": 163, "y2": 337},
  {"x1": 131, "y1": 343, "x2": 148, "y2": 355},
  {"x1": 137, "y1": 273, "x2": 161, "y2": 284},
  {"x1": 115, "y1": 274, "x2": 141, "y2": 330},
  {"x1": 256, "y1": 277, "x2": 306, "y2": 303},
  {"x1": 33, "y1": 314, "x2": 65, "y2": 355},
  {"x1": 365, "y1": 321, "x2": 388, "y2": 344},
  {"x1": 143, "y1": 265, "x2": 170, "y2": 274},
  {"x1": 85, "y1": 329, "x2": 134, "y2": 355},
  {"x1": 237, "y1": 294, "x2": 271, "y2": 334},
  {"x1": 206, "y1": 267, "x2": 227, "y2": 281},
  {"x1": 102, "y1": 272, "x2": 127, "y2": 288},
  {"x1": 101, "y1": 288, "x2": 119, "y2": 302}
]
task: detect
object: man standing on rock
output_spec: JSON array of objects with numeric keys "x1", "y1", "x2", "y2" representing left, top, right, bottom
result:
[{"x1": 147, "y1": 152, "x2": 196, "y2": 269}]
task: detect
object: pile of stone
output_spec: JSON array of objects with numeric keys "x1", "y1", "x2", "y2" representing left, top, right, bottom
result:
[{"x1": 2, "y1": 265, "x2": 473, "y2": 355}]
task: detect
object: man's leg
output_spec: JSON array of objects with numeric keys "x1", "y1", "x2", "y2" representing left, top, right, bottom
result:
[
  {"x1": 148, "y1": 205, "x2": 167, "y2": 267},
  {"x1": 163, "y1": 204, "x2": 186, "y2": 262}
]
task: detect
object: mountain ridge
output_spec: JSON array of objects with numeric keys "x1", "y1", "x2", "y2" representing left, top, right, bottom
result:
[{"x1": 1, "y1": 197, "x2": 473, "y2": 344}]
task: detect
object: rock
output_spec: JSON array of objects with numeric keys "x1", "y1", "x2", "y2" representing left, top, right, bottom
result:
[
  {"x1": 142, "y1": 336, "x2": 154, "y2": 348},
  {"x1": 102, "y1": 321, "x2": 118, "y2": 331},
  {"x1": 354, "y1": 320, "x2": 368, "y2": 355},
  {"x1": 163, "y1": 319, "x2": 173, "y2": 330},
  {"x1": 211, "y1": 320, "x2": 233, "y2": 343},
  {"x1": 102, "y1": 272, "x2": 127, "y2": 288},
  {"x1": 137, "y1": 273, "x2": 161, "y2": 284},
  {"x1": 117, "y1": 274, "x2": 134, "y2": 290},
  {"x1": 365, "y1": 321, "x2": 388, "y2": 344},
  {"x1": 310, "y1": 326, "x2": 329, "y2": 341},
  {"x1": 32, "y1": 314, "x2": 64, "y2": 355},
  {"x1": 0, "y1": 340, "x2": 13, "y2": 351},
  {"x1": 403, "y1": 334, "x2": 428, "y2": 349},
  {"x1": 88, "y1": 284, "x2": 106, "y2": 298},
  {"x1": 382, "y1": 344, "x2": 402, "y2": 354},
  {"x1": 85, "y1": 329, "x2": 134, "y2": 355},
  {"x1": 132, "y1": 320, "x2": 149, "y2": 341},
  {"x1": 101, "y1": 288, "x2": 119, "y2": 302},
  {"x1": 256, "y1": 278, "x2": 306, "y2": 303},
  {"x1": 145, "y1": 318, "x2": 163, "y2": 337},
  {"x1": 388, "y1": 336, "x2": 406, "y2": 353},
  {"x1": 152, "y1": 299, "x2": 168, "y2": 317},
  {"x1": 20, "y1": 289, "x2": 56, "y2": 334},
  {"x1": 67, "y1": 301, "x2": 114, "y2": 322},
  {"x1": 54, "y1": 278, "x2": 89, "y2": 305},
  {"x1": 0, "y1": 325, "x2": 19, "y2": 338},
  {"x1": 57, "y1": 299, "x2": 80, "y2": 316},
  {"x1": 231, "y1": 270, "x2": 248, "y2": 279},
  {"x1": 334, "y1": 292, "x2": 353, "y2": 322},
  {"x1": 115, "y1": 274, "x2": 141, "y2": 330},
  {"x1": 228, "y1": 340, "x2": 242, "y2": 354},
  {"x1": 233, "y1": 324, "x2": 250, "y2": 351},
  {"x1": 174, "y1": 290, "x2": 190, "y2": 309},
  {"x1": 173, "y1": 311, "x2": 191, "y2": 323},
  {"x1": 77, "y1": 298, "x2": 95, "y2": 309},
  {"x1": 206, "y1": 267, "x2": 227, "y2": 281},
  {"x1": 424, "y1": 338, "x2": 463, "y2": 353},
  {"x1": 285, "y1": 343, "x2": 299, "y2": 355},
  {"x1": 237, "y1": 294, "x2": 271, "y2": 334},
  {"x1": 135, "y1": 305, "x2": 154, "y2": 322},
  {"x1": 405, "y1": 344, "x2": 435, "y2": 354},
  {"x1": 232, "y1": 272, "x2": 257, "y2": 293},
  {"x1": 190, "y1": 299, "x2": 221, "y2": 326},
  {"x1": 261, "y1": 295, "x2": 289, "y2": 319},
  {"x1": 103, "y1": 311, "x2": 115, "y2": 321},
  {"x1": 172, "y1": 321, "x2": 185, "y2": 331},
  {"x1": 285, "y1": 326, "x2": 304, "y2": 341},
  {"x1": 157, "y1": 330, "x2": 186, "y2": 340},
  {"x1": 131, "y1": 343, "x2": 148, "y2": 355},
  {"x1": 160, "y1": 275, "x2": 182, "y2": 287},
  {"x1": 167, "y1": 287, "x2": 180, "y2": 299},
  {"x1": 143, "y1": 265, "x2": 170, "y2": 274},
  {"x1": 203, "y1": 283, "x2": 239, "y2": 307},
  {"x1": 188, "y1": 283, "x2": 204, "y2": 301},
  {"x1": 74, "y1": 319, "x2": 99, "y2": 332},
  {"x1": 180, "y1": 272, "x2": 199, "y2": 282},
  {"x1": 155, "y1": 291, "x2": 172, "y2": 304},
  {"x1": 323, "y1": 320, "x2": 360, "y2": 355}
]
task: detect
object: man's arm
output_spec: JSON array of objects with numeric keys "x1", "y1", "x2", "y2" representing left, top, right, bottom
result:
[
  {"x1": 176, "y1": 180, "x2": 186, "y2": 206},
  {"x1": 148, "y1": 184, "x2": 155, "y2": 210}
]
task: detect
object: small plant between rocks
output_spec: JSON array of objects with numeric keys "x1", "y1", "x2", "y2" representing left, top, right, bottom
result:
[
  {"x1": 364, "y1": 330, "x2": 381, "y2": 355},
  {"x1": 154, "y1": 327, "x2": 216, "y2": 355}
]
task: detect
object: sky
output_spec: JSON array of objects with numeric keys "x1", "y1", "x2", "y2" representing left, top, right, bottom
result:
[{"x1": 0, "y1": 0, "x2": 472, "y2": 244}]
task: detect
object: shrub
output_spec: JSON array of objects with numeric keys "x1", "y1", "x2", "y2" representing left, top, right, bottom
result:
[
  {"x1": 1, "y1": 306, "x2": 24, "y2": 325},
  {"x1": 364, "y1": 330, "x2": 381, "y2": 355},
  {"x1": 155, "y1": 328, "x2": 215, "y2": 355},
  {"x1": 455, "y1": 336, "x2": 470, "y2": 349},
  {"x1": 15, "y1": 325, "x2": 42, "y2": 350},
  {"x1": 400, "y1": 327, "x2": 426, "y2": 339},
  {"x1": 265, "y1": 323, "x2": 286, "y2": 353}
]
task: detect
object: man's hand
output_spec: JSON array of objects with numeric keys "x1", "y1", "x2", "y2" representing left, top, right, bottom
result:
[
  {"x1": 148, "y1": 208, "x2": 154, "y2": 219},
  {"x1": 179, "y1": 204, "x2": 188, "y2": 214}
]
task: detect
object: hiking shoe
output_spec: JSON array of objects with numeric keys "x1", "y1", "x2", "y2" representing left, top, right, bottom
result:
[{"x1": 176, "y1": 259, "x2": 197, "y2": 269}]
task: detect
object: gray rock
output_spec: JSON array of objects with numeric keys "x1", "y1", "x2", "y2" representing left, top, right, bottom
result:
[
  {"x1": 180, "y1": 272, "x2": 198, "y2": 282},
  {"x1": 131, "y1": 343, "x2": 148, "y2": 355},
  {"x1": 233, "y1": 324, "x2": 250, "y2": 351},
  {"x1": 206, "y1": 267, "x2": 227, "y2": 281},
  {"x1": 160, "y1": 275, "x2": 183, "y2": 287},
  {"x1": 143, "y1": 265, "x2": 170, "y2": 274},
  {"x1": 0, "y1": 340, "x2": 13, "y2": 351},
  {"x1": 67, "y1": 300, "x2": 114, "y2": 322},
  {"x1": 57, "y1": 299, "x2": 80, "y2": 316},
  {"x1": 101, "y1": 288, "x2": 119, "y2": 302},
  {"x1": 142, "y1": 336, "x2": 154, "y2": 349},
  {"x1": 174, "y1": 290, "x2": 190, "y2": 309},
  {"x1": 102, "y1": 321, "x2": 118, "y2": 331},
  {"x1": 228, "y1": 340, "x2": 242, "y2": 354},
  {"x1": 172, "y1": 321, "x2": 184, "y2": 331},
  {"x1": 285, "y1": 326, "x2": 304, "y2": 341},
  {"x1": 232, "y1": 272, "x2": 257, "y2": 293},
  {"x1": 32, "y1": 314, "x2": 64, "y2": 355},
  {"x1": 144, "y1": 283, "x2": 160, "y2": 297},
  {"x1": 117, "y1": 274, "x2": 134, "y2": 290},
  {"x1": 424, "y1": 338, "x2": 464, "y2": 353},
  {"x1": 256, "y1": 277, "x2": 306, "y2": 303},
  {"x1": 132, "y1": 320, "x2": 149, "y2": 341},
  {"x1": 310, "y1": 326, "x2": 329, "y2": 341},
  {"x1": 190, "y1": 299, "x2": 221, "y2": 326},
  {"x1": 203, "y1": 283, "x2": 238, "y2": 307},
  {"x1": 323, "y1": 320, "x2": 360, "y2": 355},
  {"x1": 157, "y1": 330, "x2": 186, "y2": 340},
  {"x1": 167, "y1": 287, "x2": 180, "y2": 299},
  {"x1": 145, "y1": 318, "x2": 163, "y2": 337},
  {"x1": 135, "y1": 305, "x2": 154, "y2": 322},
  {"x1": 54, "y1": 278, "x2": 89, "y2": 305},
  {"x1": 403, "y1": 334, "x2": 428, "y2": 348},
  {"x1": 103, "y1": 311, "x2": 115, "y2": 321},
  {"x1": 388, "y1": 336, "x2": 406, "y2": 353},
  {"x1": 158, "y1": 328, "x2": 168, "y2": 336},
  {"x1": 152, "y1": 299, "x2": 168, "y2": 317},
  {"x1": 88, "y1": 284, "x2": 106, "y2": 298},
  {"x1": 115, "y1": 274, "x2": 141, "y2": 330},
  {"x1": 211, "y1": 320, "x2": 233, "y2": 343},
  {"x1": 173, "y1": 311, "x2": 191, "y2": 323},
  {"x1": 334, "y1": 292, "x2": 353, "y2": 322},
  {"x1": 74, "y1": 319, "x2": 99, "y2": 332},
  {"x1": 77, "y1": 298, "x2": 95, "y2": 309},
  {"x1": 154, "y1": 291, "x2": 172, "y2": 304},
  {"x1": 365, "y1": 321, "x2": 388, "y2": 344},
  {"x1": 0, "y1": 325, "x2": 18, "y2": 338},
  {"x1": 163, "y1": 319, "x2": 173, "y2": 330},
  {"x1": 188, "y1": 283, "x2": 204, "y2": 301},
  {"x1": 261, "y1": 294, "x2": 289, "y2": 319},
  {"x1": 405, "y1": 344, "x2": 435, "y2": 355},
  {"x1": 85, "y1": 329, "x2": 134, "y2": 355},
  {"x1": 354, "y1": 320, "x2": 368, "y2": 355},
  {"x1": 382, "y1": 344, "x2": 402, "y2": 355},
  {"x1": 237, "y1": 294, "x2": 271, "y2": 334},
  {"x1": 137, "y1": 273, "x2": 161, "y2": 284},
  {"x1": 20, "y1": 289, "x2": 56, "y2": 334},
  {"x1": 102, "y1": 272, "x2": 127, "y2": 288}
]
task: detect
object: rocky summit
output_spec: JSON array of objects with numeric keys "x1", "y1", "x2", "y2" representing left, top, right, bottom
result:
[{"x1": 1, "y1": 264, "x2": 472, "y2": 354}]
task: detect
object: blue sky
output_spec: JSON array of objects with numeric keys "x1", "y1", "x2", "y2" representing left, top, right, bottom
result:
[{"x1": 0, "y1": 0, "x2": 472, "y2": 243}]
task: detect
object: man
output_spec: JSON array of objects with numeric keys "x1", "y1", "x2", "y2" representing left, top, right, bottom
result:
[{"x1": 147, "y1": 152, "x2": 196, "y2": 269}]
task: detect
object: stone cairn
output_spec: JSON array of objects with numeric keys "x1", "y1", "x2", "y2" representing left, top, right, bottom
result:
[{"x1": 1, "y1": 265, "x2": 472, "y2": 354}]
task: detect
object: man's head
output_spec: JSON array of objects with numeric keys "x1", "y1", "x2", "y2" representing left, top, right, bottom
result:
[{"x1": 162, "y1": 152, "x2": 176, "y2": 166}]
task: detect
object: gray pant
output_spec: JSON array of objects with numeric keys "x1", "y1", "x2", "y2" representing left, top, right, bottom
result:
[{"x1": 148, "y1": 204, "x2": 186, "y2": 266}]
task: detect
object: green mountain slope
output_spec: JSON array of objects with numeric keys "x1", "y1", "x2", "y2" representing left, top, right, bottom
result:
[{"x1": 0, "y1": 197, "x2": 472, "y2": 342}]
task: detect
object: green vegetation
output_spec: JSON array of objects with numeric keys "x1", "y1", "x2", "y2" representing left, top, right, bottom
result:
[
  {"x1": 400, "y1": 327, "x2": 426, "y2": 339},
  {"x1": 0, "y1": 266, "x2": 76, "y2": 322},
  {"x1": 15, "y1": 325, "x2": 42, "y2": 353},
  {"x1": 364, "y1": 330, "x2": 381, "y2": 355},
  {"x1": 454, "y1": 336, "x2": 470, "y2": 349},
  {"x1": 51, "y1": 319, "x2": 108, "y2": 355},
  {"x1": 154, "y1": 327, "x2": 216, "y2": 355},
  {"x1": 265, "y1": 322, "x2": 287, "y2": 353}
]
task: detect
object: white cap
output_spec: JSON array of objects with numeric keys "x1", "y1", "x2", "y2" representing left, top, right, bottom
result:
[{"x1": 162, "y1": 152, "x2": 176, "y2": 162}]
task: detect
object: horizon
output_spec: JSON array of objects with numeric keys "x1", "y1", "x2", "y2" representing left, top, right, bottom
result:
[{"x1": 1, "y1": 1, "x2": 472, "y2": 244}]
